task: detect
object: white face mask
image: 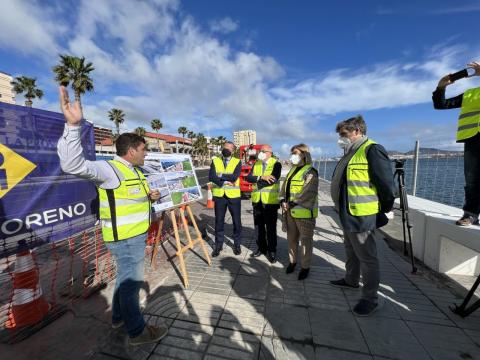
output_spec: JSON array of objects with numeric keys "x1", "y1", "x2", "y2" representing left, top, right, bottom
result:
[
  {"x1": 257, "y1": 151, "x2": 267, "y2": 161},
  {"x1": 337, "y1": 137, "x2": 351, "y2": 149},
  {"x1": 290, "y1": 154, "x2": 301, "y2": 165}
]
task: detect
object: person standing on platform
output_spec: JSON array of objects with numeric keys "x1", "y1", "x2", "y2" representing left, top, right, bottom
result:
[
  {"x1": 56, "y1": 86, "x2": 167, "y2": 346},
  {"x1": 208, "y1": 141, "x2": 243, "y2": 257},
  {"x1": 433, "y1": 61, "x2": 480, "y2": 226},
  {"x1": 246, "y1": 145, "x2": 282, "y2": 263}
]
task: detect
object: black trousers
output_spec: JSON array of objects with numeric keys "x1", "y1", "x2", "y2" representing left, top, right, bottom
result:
[
  {"x1": 253, "y1": 202, "x2": 279, "y2": 253},
  {"x1": 463, "y1": 134, "x2": 480, "y2": 216},
  {"x1": 214, "y1": 196, "x2": 242, "y2": 248}
]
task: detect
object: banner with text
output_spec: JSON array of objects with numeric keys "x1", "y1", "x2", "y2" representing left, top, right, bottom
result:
[{"x1": 0, "y1": 102, "x2": 98, "y2": 256}]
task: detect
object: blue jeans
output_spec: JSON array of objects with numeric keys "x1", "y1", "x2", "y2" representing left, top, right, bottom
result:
[
  {"x1": 105, "y1": 233, "x2": 147, "y2": 338},
  {"x1": 463, "y1": 134, "x2": 480, "y2": 217}
]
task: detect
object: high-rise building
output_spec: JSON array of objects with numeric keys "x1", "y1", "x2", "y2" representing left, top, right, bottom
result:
[
  {"x1": 233, "y1": 130, "x2": 256, "y2": 147},
  {"x1": 0, "y1": 71, "x2": 15, "y2": 104}
]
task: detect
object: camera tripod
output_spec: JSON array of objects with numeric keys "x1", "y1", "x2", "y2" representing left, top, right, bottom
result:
[
  {"x1": 394, "y1": 160, "x2": 417, "y2": 274},
  {"x1": 450, "y1": 275, "x2": 480, "y2": 317}
]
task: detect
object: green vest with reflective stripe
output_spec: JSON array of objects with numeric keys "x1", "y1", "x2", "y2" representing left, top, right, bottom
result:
[
  {"x1": 98, "y1": 160, "x2": 151, "y2": 242},
  {"x1": 285, "y1": 164, "x2": 318, "y2": 218},
  {"x1": 211, "y1": 156, "x2": 241, "y2": 198},
  {"x1": 457, "y1": 87, "x2": 480, "y2": 141},
  {"x1": 346, "y1": 139, "x2": 380, "y2": 216},
  {"x1": 251, "y1": 157, "x2": 279, "y2": 204}
]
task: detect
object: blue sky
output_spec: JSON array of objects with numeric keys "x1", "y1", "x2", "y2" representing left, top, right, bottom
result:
[{"x1": 1, "y1": 0, "x2": 480, "y2": 157}]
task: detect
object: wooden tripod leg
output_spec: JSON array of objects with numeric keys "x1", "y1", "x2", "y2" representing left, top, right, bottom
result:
[
  {"x1": 186, "y1": 205, "x2": 211, "y2": 265},
  {"x1": 150, "y1": 212, "x2": 165, "y2": 269},
  {"x1": 180, "y1": 206, "x2": 194, "y2": 249},
  {"x1": 170, "y1": 209, "x2": 189, "y2": 288}
]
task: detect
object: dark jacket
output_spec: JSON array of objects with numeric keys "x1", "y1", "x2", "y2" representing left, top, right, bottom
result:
[
  {"x1": 208, "y1": 157, "x2": 242, "y2": 189},
  {"x1": 337, "y1": 143, "x2": 395, "y2": 232},
  {"x1": 246, "y1": 161, "x2": 282, "y2": 189},
  {"x1": 246, "y1": 160, "x2": 282, "y2": 207},
  {"x1": 432, "y1": 87, "x2": 480, "y2": 144}
]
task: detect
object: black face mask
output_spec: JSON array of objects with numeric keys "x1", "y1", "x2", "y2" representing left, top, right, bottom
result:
[{"x1": 221, "y1": 149, "x2": 232, "y2": 158}]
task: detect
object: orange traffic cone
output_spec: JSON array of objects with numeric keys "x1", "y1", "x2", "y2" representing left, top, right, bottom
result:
[
  {"x1": 5, "y1": 240, "x2": 50, "y2": 329},
  {"x1": 207, "y1": 183, "x2": 214, "y2": 209}
]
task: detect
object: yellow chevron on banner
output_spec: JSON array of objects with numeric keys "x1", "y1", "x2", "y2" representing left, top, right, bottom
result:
[{"x1": 0, "y1": 143, "x2": 37, "y2": 199}]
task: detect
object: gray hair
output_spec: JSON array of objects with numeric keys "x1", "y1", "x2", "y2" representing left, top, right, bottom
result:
[{"x1": 335, "y1": 115, "x2": 367, "y2": 135}]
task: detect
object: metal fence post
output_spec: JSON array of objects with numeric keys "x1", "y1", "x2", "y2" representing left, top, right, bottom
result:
[
  {"x1": 323, "y1": 156, "x2": 327, "y2": 180},
  {"x1": 412, "y1": 140, "x2": 420, "y2": 196}
]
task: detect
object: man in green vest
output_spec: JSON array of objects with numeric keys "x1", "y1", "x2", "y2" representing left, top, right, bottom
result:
[
  {"x1": 329, "y1": 115, "x2": 395, "y2": 316},
  {"x1": 433, "y1": 61, "x2": 480, "y2": 226},
  {"x1": 208, "y1": 141, "x2": 243, "y2": 257},
  {"x1": 246, "y1": 145, "x2": 282, "y2": 263},
  {"x1": 57, "y1": 86, "x2": 167, "y2": 346}
]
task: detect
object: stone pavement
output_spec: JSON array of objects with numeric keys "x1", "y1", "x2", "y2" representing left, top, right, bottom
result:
[{"x1": 91, "y1": 190, "x2": 480, "y2": 360}]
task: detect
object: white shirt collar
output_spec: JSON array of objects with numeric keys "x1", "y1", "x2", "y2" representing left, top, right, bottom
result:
[{"x1": 114, "y1": 155, "x2": 135, "y2": 169}]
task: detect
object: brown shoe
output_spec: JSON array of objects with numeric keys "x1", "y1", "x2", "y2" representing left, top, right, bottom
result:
[
  {"x1": 129, "y1": 325, "x2": 168, "y2": 346},
  {"x1": 455, "y1": 215, "x2": 479, "y2": 226}
]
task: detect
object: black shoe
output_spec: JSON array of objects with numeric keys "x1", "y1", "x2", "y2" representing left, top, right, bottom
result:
[
  {"x1": 298, "y1": 268, "x2": 310, "y2": 280},
  {"x1": 352, "y1": 299, "x2": 379, "y2": 317},
  {"x1": 233, "y1": 246, "x2": 242, "y2": 255},
  {"x1": 250, "y1": 249, "x2": 264, "y2": 257},
  {"x1": 285, "y1": 263, "x2": 296, "y2": 274},
  {"x1": 329, "y1": 278, "x2": 359, "y2": 289},
  {"x1": 211, "y1": 247, "x2": 222, "y2": 257},
  {"x1": 456, "y1": 214, "x2": 480, "y2": 226},
  {"x1": 267, "y1": 252, "x2": 277, "y2": 263}
]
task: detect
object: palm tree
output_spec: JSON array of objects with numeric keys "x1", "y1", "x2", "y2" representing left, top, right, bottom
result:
[
  {"x1": 52, "y1": 54, "x2": 94, "y2": 107},
  {"x1": 187, "y1": 131, "x2": 196, "y2": 154},
  {"x1": 151, "y1": 119, "x2": 163, "y2": 152},
  {"x1": 108, "y1": 108, "x2": 125, "y2": 135},
  {"x1": 134, "y1": 127, "x2": 146, "y2": 137},
  {"x1": 11, "y1": 76, "x2": 43, "y2": 107},
  {"x1": 193, "y1": 133, "x2": 209, "y2": 165},
  {"x1": 178, "y1": 126, "x2": 188, "y2": 153}
]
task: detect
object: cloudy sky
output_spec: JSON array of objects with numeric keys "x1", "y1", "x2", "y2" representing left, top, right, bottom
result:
[{"x1": 1, "y1": 0, "x2": 480, "y2": 157}]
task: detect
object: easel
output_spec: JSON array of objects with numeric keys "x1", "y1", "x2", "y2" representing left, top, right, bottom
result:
[{"x1": 150, "y1": 203, "x2": 211, "y2": 288}]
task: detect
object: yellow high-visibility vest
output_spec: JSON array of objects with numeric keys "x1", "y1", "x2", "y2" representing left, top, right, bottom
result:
[
  {"x1": 98, "y1": 160, "x2": 151, "y2": 242},
  {"x1": 456, "y1": 87, "x2": 480, "y2": 141},
  {"x1": 284, "y1": 164, "x2": 318, "y2": 218},
  {"x1": 251, "y1": 157, "x2": 279, "y2": 205},
  {"x1": 346, "y1": 139, "x2": 380, "y2": 216},
  {"x1": 211, "y1": 156, "x2": 241, "y2": 198}
]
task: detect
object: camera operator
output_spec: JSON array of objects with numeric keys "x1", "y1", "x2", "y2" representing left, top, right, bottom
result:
[
  {"x1": 433, "y1": 61, "x2": 480, "y2": 226},
  {"x1": 329, "y1": 115, "x2": 395, "y2": 316}
]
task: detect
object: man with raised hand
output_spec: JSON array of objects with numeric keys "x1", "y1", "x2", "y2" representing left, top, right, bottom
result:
[
  {"x1": 56, "y1": 86, "x2": 167, "y2": 346},
  {"x1": 433, "y1": 61, "x2": 480, "y2": 226}
]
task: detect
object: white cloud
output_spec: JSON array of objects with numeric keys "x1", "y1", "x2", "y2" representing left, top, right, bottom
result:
[
  {"x1": 270, "y1": 44, "x2": 473, "y2": 119},
  {"x1": 279, "y1": 143, "x2": 322, "y2": 157},
  {"x1": 210, "y1": 17, "x2": 239, "y2": 34},
  {"x1": 2, "y1": 0, "x2": 479, "y2": 153},
  {"x1": 430, "y1": 3, "x2": 480, "y2": 14},
  {"x1": 0, "y1": 0, "x2": 64, "y2": 57}
]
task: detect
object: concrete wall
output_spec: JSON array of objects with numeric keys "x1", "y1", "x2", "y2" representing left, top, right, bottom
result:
[{"x1": 402, "y1": 196, "x2": 480, "y2": 276}]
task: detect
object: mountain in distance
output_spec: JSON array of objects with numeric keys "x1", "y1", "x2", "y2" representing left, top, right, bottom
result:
[{"x1": 388, "y1": 147, "x2": 463, "y2": 157}]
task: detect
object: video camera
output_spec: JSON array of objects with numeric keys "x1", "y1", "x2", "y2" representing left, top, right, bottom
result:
[{"x1": 393, "y1": 158, "x2": 405, "y2": 170}]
